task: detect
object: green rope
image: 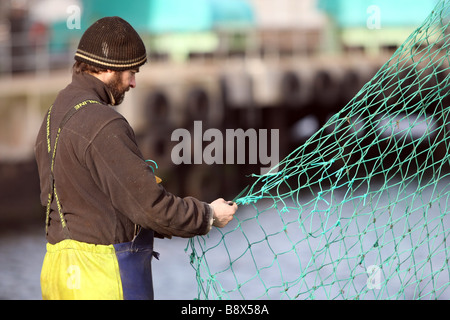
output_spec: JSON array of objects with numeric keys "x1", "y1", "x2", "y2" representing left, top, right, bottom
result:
[{"x1": 187, "y1": 0, "x2": 450, "y2": 300}]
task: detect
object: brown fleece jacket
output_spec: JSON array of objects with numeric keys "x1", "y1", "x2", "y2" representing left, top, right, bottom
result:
[{"x1": 34, "y1": 71, "x2": 212, "y2": 245}]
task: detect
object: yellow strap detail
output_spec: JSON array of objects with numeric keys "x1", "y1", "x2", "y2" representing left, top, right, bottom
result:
[{"x1": 45, "y1": 99, "x2": 102, "y2": 236}]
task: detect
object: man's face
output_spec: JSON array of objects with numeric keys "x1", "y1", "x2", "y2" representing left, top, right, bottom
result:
[{"x1": 105, "y1": 69, "x2": 138, "y2": 105}]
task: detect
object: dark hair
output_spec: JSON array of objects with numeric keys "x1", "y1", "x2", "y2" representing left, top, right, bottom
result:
[{"x1": 73, "y1": 61, "x2": 108, "y2": 75}]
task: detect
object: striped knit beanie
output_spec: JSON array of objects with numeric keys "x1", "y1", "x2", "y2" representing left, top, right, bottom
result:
[{"x1": 75, "y1": 16, "x2": 147, "y2": 71}]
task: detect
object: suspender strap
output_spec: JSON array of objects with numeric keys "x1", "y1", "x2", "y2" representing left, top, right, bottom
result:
[{"x1": 45, "y1": 99, "x2": 102, "y2": 237}]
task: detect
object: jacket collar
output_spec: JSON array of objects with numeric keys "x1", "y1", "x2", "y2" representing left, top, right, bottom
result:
[{"x1": 71, "y1": 71, "x2": 115, "y2": 105}]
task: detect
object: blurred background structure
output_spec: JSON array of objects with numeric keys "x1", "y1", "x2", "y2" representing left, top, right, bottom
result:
[{"x1": 0, "y1": 0, "x2": 439, "y2": 223}]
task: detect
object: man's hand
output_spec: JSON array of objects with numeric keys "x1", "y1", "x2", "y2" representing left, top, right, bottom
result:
[{"x1": 210, "y1": 198, "x2": 238, "y2": 228}]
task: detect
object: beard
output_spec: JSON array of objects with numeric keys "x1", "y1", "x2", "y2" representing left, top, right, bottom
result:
[{"x1": 105, "y1": 72, "x2": 128, "y2": 105}]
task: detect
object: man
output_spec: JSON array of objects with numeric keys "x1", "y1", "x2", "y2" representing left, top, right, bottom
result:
[{"x1": 34, "y1": 16, "x2": 237, "y2": 300}]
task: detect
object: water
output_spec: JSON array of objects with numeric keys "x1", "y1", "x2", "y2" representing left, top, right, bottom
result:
[
  {"x1": 188, "y1": 174, "x2": 450, "y2": 300},
  {"x1": 0, "y1": 223, "x2": 201, "y2": 300},
  {"x1": 0, "y1": 224, "x2": 47, "y2": 300},
  {"x1": 1, "y1": 173, "x2": 450, "y2": 300}
]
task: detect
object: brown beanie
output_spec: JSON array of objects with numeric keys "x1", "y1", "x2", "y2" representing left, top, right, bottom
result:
[{"x1": 75, "y1": 16, "x2": 147, "y2": 71}]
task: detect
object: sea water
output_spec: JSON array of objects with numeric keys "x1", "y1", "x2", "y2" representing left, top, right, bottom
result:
[{"x1": 1, "y1": 173, "x2": 450, "y2": 300}]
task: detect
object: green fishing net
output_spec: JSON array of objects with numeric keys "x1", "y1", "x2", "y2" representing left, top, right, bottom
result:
[{"x1": 187, "y1": 0, "x2": 450, "y2": 299}]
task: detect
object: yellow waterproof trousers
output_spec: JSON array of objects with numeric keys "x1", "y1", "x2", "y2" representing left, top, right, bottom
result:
[
  {"x1": 41, "y1": 240, "x2": 123, "y2": 300},
  {"x1": 41, "y1": 228, "x2": 157, "y2": 300}
]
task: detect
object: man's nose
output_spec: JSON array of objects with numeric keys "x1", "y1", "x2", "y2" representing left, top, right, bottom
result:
[{"x1": 129, "y1": 75, "x2": 136, "y2": 88}]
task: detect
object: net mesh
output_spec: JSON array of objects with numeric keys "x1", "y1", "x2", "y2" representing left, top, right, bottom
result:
[{"x1": 186, "y1": 0, "x2": 450, "y2": 300}]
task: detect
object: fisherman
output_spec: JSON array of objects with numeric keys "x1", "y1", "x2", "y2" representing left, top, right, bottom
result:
[{"x1": 34, "y1": 16, "x2": 237, "y2": 300}]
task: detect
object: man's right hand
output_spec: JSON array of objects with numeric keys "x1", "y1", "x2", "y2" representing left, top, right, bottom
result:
[{"x1": 210, "y1": 198, "x2": 238, "y2": 228}]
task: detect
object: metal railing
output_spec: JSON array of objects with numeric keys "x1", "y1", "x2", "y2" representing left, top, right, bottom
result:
[{"x1": 0, "y1": 29, "x2": 76, "y2": 78}]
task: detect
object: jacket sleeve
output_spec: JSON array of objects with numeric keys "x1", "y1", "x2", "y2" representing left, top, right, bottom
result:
[{"x1": 84, "y1": 117, "x2": 213, "y2": 238}]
